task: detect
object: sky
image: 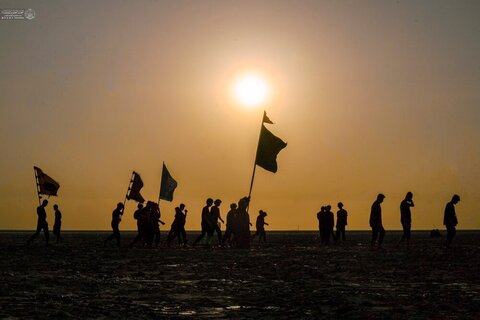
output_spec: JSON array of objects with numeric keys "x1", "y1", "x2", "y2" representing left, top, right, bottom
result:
[{"x1": 1, "y1": 0, "x2": 479, "y2": 231}]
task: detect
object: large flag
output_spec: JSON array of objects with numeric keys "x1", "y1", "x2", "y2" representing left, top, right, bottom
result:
[
  {"x1": 159, "y1": 163, "x2": 177, "y2": 202},
  {"x1": 34, "y1": 166, "x2": 60, "y2": 196},
  {"x1": 255, "y1": 125, "x2": 287, "y2": 173},
  {"x1": 126, "y1": 171, "x2": 145, "y2": 203}
]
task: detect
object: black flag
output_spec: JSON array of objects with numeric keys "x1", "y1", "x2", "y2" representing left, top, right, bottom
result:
[
  {"x1": 263, "y1": 111, "x2": 274, "y2": 124},
  {"x1": 126, "y1": 171, "x2": 145, "y2": 203},
  {"x1": 255, "y1": 125, "x2": 287, "y2": 173},
  {"x1": 34, "y1": 166, "x2": 60, "y2": 196},
  {"x1": 159, "y1": 163, "x2": 177, "y2": 202}
]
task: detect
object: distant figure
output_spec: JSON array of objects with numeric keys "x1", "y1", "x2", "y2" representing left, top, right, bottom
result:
[
  {"x1": 370, "y1": 194, "x2": 386, "y2": 249},
  {"x1": 222, "y1": 203, "x2": 237, "y2": 246},
  {"x1": 27, "y1": 199, "x2": 50, "y2": 246},
  {"x1": 130, "y1": 203, "x2": 145, "y2": 248},
  {"x1": 252, "y1": 210, "x2": 269, "y2": 242},
  {"x1": 193, "y1": 198, "x2": 214, "y2": 247},
  {"x1": 104, "y1": 202, "x2": 124, "y2": 247},
  {"x1": 324, "y1": 205, "x2": 336, "y2": 245},
  {"x1": 444, "y1": 194, "x2": 460, "y2": 248},
  {"x1": 52, "y1": 204, "x2": 62, "y2": 243},
  {"x1": 316, "y1": 206, "x2": 325, "y2": 241},
  {"x1": 209, "y1": 199, "x2": 225, "y2": 245},
  {"x1": 396, "y1": 192, "x2": 414, "y2": 249},
  {"x1": 167, "y1": 204, "x2": 188, "y2": 247},
  {"x1": 335, "y1": 202, "x2": 348, "y2": 242},
  {"x1": 234, "y1": 196, "x2": 251, "y2": 249}
]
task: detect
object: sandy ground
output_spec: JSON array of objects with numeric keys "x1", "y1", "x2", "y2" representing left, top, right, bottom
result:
[{"x1": 0, "y1": 231, "x2": 479, "y2": 319}]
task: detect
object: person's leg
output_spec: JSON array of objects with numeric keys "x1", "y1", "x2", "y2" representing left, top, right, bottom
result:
[
  {"x1": 180, "y1": 228, "x2": 187, "y2": 245},
  {"x1": 28, "y1": 223, "x2": 42, "y2": 244},
  {"x1": 155, "y1": 228, "x2": 161, "y2": 247},
  {"x1": 215, "y1": 225, "x2": 222, "y2": 244},
  {"x1": 341, "y1": 229, "x2": 346, "y2": 241},
  {"x1": 371, "y1": 228, "x2": 378, "y2": 247},
  {"x1": 193, "y1": 229, "x2": 206, "y2": 246},
  {"x1": 378, "y1": 226, "x2": 385, "y2": 247},
  {"x1": 43, "y1": 224, "x2": 49, "y2": 246}
]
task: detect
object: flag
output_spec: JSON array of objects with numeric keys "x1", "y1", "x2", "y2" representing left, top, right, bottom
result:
[
  {"x1": 34, "y1": 166, "x2": 60, "y2": 196},
  {"x1": 263, "y1": 111, "x2": 274, "y2": 124},
  {"x1": 255, "y1": 125, "x2": 287, "y2": 173},
  {"x1": 159, "y1": 163, "x2": 177, "y2": 202},
  {"x1": 126, "y1": 171, "x2": 145, "y2": 203}
]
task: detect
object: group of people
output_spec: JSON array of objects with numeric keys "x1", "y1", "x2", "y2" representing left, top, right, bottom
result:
[
  {"x1": 316, "y1": 202, "x2": 348, "y2": 245},
  {"x1": 26, "y1": 193, "x2": 461, "y2": 250},
  {"x1": 26, "y1": 199, "x2": 62, "y2": 246},
  {"x1": 317, "y1": 193, "x2": 461, "y2": 250}
]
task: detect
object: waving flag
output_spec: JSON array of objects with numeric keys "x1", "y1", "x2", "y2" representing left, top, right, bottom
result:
[
  {"x1": 126, "y1": 171, "x2": 145, "y2": 203},
  {"x1": 255, "y1": 125, "x2": 287, "y2": 173},
  {"x1": 34, "y1": 166, "x2": 60, "y2": 196},
  {"x1": 159, "y1": 163, "x2": 177, "y2": 202}
]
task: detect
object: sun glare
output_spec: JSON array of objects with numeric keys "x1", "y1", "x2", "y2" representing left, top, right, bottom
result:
[{"x1": 233, "y1": 73, "x2": 270, "y2": 108}]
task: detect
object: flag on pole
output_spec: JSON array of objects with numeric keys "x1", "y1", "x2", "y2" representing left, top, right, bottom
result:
[
  {"x1": 263, "y1": 111, "x2": 274, "y2": 124},
  {"x1": 255, "y1": 125, "x2": 287, "y2": 173},
  {"x1": 34, "y1": 166, "x2": 60, "y2": 196},
  {"x1": 159, "y1": 163, "x2": 177, "y2": 202},
  {"x1": 126, "y1": 171, "x2": 145, "y2": 203}
]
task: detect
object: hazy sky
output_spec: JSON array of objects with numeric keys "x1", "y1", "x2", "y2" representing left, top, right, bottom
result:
[{"x1": 1, "y1": 0, "x2": 479, "y2": 231}]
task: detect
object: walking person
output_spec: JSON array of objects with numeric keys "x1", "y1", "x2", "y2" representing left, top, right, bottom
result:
[
  {"x1": 27, "y1": 199, "x2": 50, "y2": 246},
  {"x1": 209, "y1": 199, "x2": 225, "y2": 245},
  {"x1": 370, "y1": 194, "x2": 386, "y2": 250},
  {"x1": 52, "y1": 204, "x2": 62, "y2": 243},
  {"x1": 252, "y1": 210, "x2": 269, "y2": 242},
  {"x1": 167, "y1": 204, "x2": 188, "y2": 247},
  {"x1": 444, "y1": 194, "x2": 460, "y2": 248},
  {"x1": 335, "y1": 202, "x2": 348, "y2": 242},
  {"x1": 104, "y1": 202, "x2": 124, "y2": 247},
  {"x1": 193, "y1": 198, "x2": 214, "y2": 247},
  {"x1": 396, "y1": 192, "x2": 414, "y2": 250},
  {"x1": 130, "y1": 203, "x2": 146, "y2": 248},
  {"x1": 222, "y1": 203, "x2": 237, "y2": 246}
]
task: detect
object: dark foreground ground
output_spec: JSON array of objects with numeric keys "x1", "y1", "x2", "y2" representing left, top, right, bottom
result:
[{"x1": 0, "y1": 231, "x2": 479, "y2": 319}]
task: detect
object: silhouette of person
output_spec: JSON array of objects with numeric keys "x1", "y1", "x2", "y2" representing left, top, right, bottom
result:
[
  {"x1": 222, "y1": 203, "x2": 237, "y2": 246},
  {"x1": 370, "y1": 194, "x2": 386, "y2": 249},
  {"x1": 104, "y1": 202, "x2": 124, "y2": 247},
  {"x1": 167, "y1": 204, "x2": 188, "y2": 247},
  {"x1": 317, "y1": 206, "x2": 325, "y2": 241},
  {"x1": 193, "y1": 198, "x2": 214, "y2": 247},
  {"x1": 234, "y1": 196, "x2": 251, "y2": 249},
  {"x1": 209, "y1": 199, "x2": 224, "y2": 245},
  {"x1": 130, "y1": 203, "x2": 145, "y2": 248},
  {"x1": 144, "y1": 201, "x2": 163, "y2": 248},
  {"x1": 324, "y1": 205, "x2": 336, "y2": 245},
  {"x1": 27, "y1": 199, "x2": 50, "y2": 246},
  {"x1": 52, "y1": 204, "x2": 62, "y2": 243},
  {"x1": 335, "y1": 202, "x2": 348, "y2": 242},
  {"x1": 252, "y1": 210, "x2": 269, "y2": 242},
  {"x1": 444, "y1": 194, "x2": 460, "y2": 248},
  {"x1": 396, "y1": 192, "x2": 414, "y2": 249}
]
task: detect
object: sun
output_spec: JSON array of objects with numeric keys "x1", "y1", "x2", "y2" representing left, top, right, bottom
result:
[{"x1": 233, "y1": 73, "x2": 270, "y2": 108}]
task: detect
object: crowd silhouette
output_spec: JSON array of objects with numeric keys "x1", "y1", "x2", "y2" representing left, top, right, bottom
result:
[{"x1": 27, "y1": 193, "x2": 461, "y2": 250}]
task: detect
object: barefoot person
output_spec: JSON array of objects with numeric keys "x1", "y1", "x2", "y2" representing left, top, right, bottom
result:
[
  {"x1": 52, "y1": 204, "x2": 62, "y2": 243},
  {"x1": 396, "y1": 192, "x2": 414, "y2": 249},
  {"x1": 444, "y1": 194, "x2": 460, "y2": 248},
  {"x1": 27, "y1": 200, "x2": 50, "y2": 246},
  {"x1": 104, "y1": 202, "x2": 124, "y2": 247},
  {"x1": 335, "y1": 202, "x2": 348, "y2": 242},
  {"x1": 370, "y1": 194, "x2": 386, "y2": 250},
  {"x1": 193, "y1": 198, "x2": 214, "y2": 247}
]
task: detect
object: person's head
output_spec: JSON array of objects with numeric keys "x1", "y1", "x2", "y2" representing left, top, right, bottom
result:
[
  {"x1": 377, "y1": 193, "x2": 385, "y2": 203},
  {"x1": 405, "y1": 192, "x2": 413, "y2": 200},
  {"x1": 180, "y1": 203, "x2": 185, "y2": 210},
  {"x1": 214, "y1": 199, "x2": 222, "y2": 206},
  {"x1": 337, "y1": 202, "x2": 343, "y2": 209},
  {"x1": 230, "y1": 203, "x2": 237, "y2": 210},
  {"x1": 117, "y1": 202, "x2": 124, "y2": 209},
  {"x1": 53, "y1": 204, "x2": 58, "y2": 210},
  {"x1": 452, "y1": 194, "x2": 460, "y2": 204},
  {"x1": 137, "y1": 203, "x2": 144, "y2": 209},
  {"x1": 206, "y1": 198, "x2": 214, "y2": 206},
  {"x1": 41, "y1": 199, "x2": 48, "y2": 207},
  {"x1": 320, "y1": 206, "x2": 325, "y2": 212},
  {"x1": 326, "y1": 205, "x2": 331, "y2": 211},
  {"x1": 238, "y1": 196, "x2": 249, "y2": 209},
  {"x1": 263, "y1": 211, "x2": 268, "y2": 217},
  {"x1": 259, "y1": 210, "x2": 263, "y2": 215}
]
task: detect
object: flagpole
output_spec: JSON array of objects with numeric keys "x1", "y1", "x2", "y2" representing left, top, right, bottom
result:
[
  {"x1": 33, "y1": 167, "x2": 41, "y2": 205},
  {"x1": 247, "y1": 111, "x2": 265, "y2": 212}
]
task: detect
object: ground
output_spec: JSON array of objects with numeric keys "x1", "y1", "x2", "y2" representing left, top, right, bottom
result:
[{"x1": 0, "y1": 231, "x2": 479, "y2": 319}]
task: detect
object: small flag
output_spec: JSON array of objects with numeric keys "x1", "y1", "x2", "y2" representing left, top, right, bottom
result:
[
  {"x1": 34, "y1": 166, "x2": 60, "y2": 196},
  {"x1": 263, "y1": 111, "x2": 274, "y2": 124},
  {"x1": 255, "y1": 125, "x2": 287, "y2": 173},
  {"x1": 127, "y1": 171, "x2": 145, "y2": 203},
  {"x1": 159, "y1": 163, "x2": 177, "y2": 202}
]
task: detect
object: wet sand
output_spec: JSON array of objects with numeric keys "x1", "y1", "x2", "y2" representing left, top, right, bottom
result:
[{"x1": 0, "y1": 231, "x2": 479, "y2": 319}]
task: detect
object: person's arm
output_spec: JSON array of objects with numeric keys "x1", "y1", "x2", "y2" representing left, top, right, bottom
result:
[
  {"x1": 159, "y1": 219, "x2": 166, "y2": 225},
  {"x1": 264, "y1": 222, "x2": 269, "y2": 226}
]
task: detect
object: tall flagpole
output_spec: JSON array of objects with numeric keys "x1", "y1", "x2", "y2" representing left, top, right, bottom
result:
[
  {"x1": 158, "y1": 162, "x2": 164, "y2": 205},
  {"x1": 247, "y1": 111, "x2": 265, "y2": 213},
  {"x1": 33, "y1": 167, "x2": 41, "y2": 205}
]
